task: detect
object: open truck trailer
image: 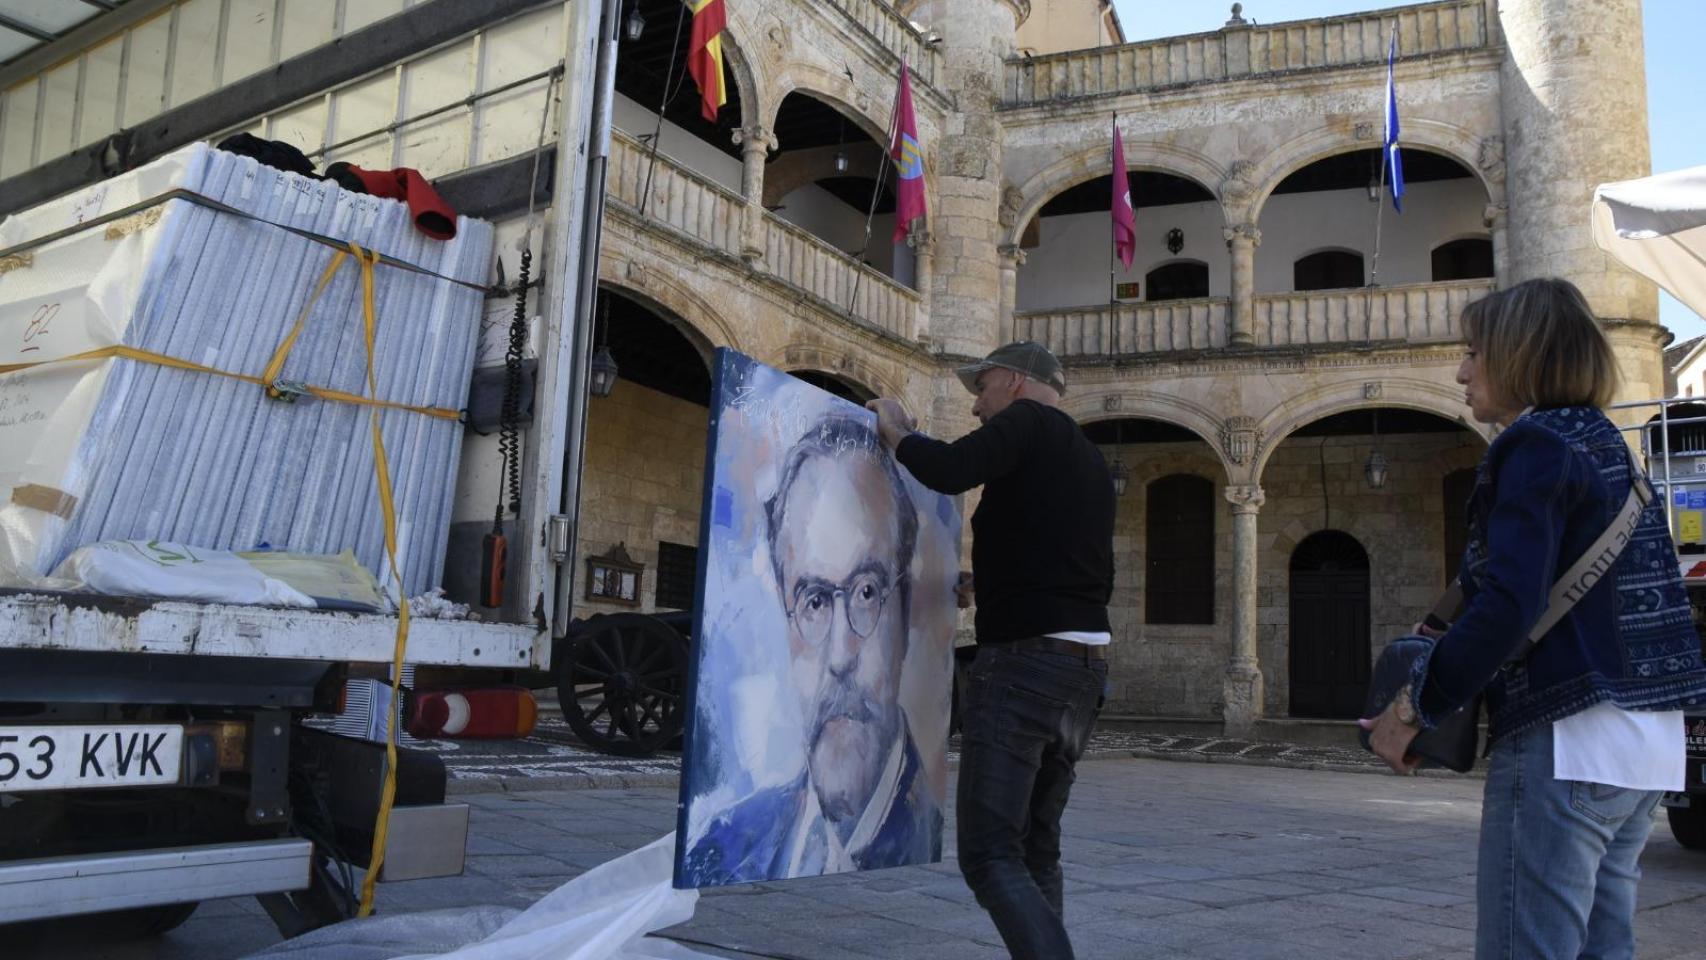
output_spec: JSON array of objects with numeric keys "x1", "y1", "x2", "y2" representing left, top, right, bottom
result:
[{"x1": 0, "y1": 0, "x2": 624, "y2": 935}]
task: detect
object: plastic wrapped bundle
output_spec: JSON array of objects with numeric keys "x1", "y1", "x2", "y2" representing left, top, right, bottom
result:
[{"x1": 0, "y1": 143, "x2": 493, "y2": 598}]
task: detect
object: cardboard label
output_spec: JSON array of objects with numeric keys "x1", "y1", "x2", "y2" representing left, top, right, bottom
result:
[{"x1": 11, "y1": 483, "x2": 77, "y2": 519}]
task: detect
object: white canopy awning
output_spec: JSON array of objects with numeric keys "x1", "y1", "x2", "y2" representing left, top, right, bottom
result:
[{"x1": 1592, "y1": 166, "x2": 1706, "y2": 321}]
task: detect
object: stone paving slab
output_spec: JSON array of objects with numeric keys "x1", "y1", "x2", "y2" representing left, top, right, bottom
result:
[{"x1": 33, "y1": 755, "x2": 1704, "y2": 960}]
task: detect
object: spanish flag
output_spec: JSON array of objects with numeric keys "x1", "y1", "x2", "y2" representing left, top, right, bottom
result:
[{"x1": 689, "y1": 0, "x2": 728, "y2": 123}]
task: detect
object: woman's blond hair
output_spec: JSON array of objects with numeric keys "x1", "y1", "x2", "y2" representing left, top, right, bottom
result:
[{"x1": 1459, "y1": 278, "x2": 1620, "y2": 410}]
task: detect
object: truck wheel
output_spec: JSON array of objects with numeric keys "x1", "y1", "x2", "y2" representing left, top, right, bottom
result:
[
  {"x1": 558, "y1": 614, "x2": 687, "y2": 757},
  {"x1": 1670, "y1": 803, "x2": 1706, "y2": 850}
]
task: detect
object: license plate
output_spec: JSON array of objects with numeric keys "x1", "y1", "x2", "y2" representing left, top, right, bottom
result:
[{"x1": 0, "y1": 725, "x2": 182, "y2": 792}]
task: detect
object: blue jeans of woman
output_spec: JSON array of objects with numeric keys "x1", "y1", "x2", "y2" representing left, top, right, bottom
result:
[
  {"x1": 956, "y1": 642, "x2": 1106, "y2": 960},
  {"x1": 1477, "y1": 720, "x2": 1662, "y2": 960}
]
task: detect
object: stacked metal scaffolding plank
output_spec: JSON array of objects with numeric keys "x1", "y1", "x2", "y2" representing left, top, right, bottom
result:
[{"x1": 0, "y1": 143, "x2": 493, "y2": 598}]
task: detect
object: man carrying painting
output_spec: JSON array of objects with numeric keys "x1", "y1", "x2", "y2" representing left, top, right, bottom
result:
[{"x1": 869, "y1": 341, "x2": 1115, "y2": 960}]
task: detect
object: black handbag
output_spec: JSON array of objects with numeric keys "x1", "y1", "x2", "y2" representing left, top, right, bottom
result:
[{"x1": 1361, "y1": 455, "x2": 1650, "y2": 772}]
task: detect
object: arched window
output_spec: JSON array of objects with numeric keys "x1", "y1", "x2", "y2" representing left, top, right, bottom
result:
[
  {"x1": 1146, "y1": 474, "x2": 1214, "y2": 624},
  {"x1": 1431, "y1": 237, "x2": 1494, "y2": 281},
  {"x1": 1293, "y1": 250, "x2": 1365, "y2": 291},
  {"x1": 1145, "y1": 260, "x2": 1209, "y2": 301},
  {"x1": 1442, "y1": 469, "x2": 1476, "y2": 584}
]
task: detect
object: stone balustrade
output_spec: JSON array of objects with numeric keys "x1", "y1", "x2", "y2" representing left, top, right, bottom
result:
[
  {"x1": 608, "y1": 131, "x2": 918, "y2": 342},
  {"x1": 1251, "y1": 279, "x2": 1490, "y2": 347},
  {"x1": 607, "y1": 132, "x2": 745, "y2": 258},
  {"x1": 1014, "y1": 298, "x2": 1230, "y2": 357},
  {"x1": 1003, "y1": 0, "x2": 1488, "y2": 104},
  {"x1": 1014, "y1": 278, "x2": 1491, "y2": 357},
  {"x1": 823, "y1": 0, "x2": 944, "y2": 88}
]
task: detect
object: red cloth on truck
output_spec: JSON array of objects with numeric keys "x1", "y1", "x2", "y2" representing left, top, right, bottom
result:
[{"x1": 328, "y1": 163, "x2": 458, "y2": 240}]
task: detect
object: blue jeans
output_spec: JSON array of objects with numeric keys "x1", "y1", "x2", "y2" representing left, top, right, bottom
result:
[
  {"x1": 956, "y1": 643, "x2": 1106, "y2": 960},
  {"x1": 1477, "y1": 721, "x2": 1662, "y2": 960}
]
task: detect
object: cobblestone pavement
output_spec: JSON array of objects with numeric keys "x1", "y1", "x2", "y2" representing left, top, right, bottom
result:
[
  {"x1": 36, "y1": 755, "x2": 1705, "y2": 960},
  {"x1": 434, "y1": 711, "x2": 1395, "y2": 792}
]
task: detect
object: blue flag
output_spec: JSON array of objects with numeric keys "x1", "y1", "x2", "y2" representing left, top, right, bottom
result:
[{"x1": 1384, "y1": 32, "x2": 1405, "y2": 213}]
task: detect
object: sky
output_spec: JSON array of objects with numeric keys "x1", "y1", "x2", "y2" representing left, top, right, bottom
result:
[{"x1": 1111, "y1": 0, "x2": 1706, "y2": 339}]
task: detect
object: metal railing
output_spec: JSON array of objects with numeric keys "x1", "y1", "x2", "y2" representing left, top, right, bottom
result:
[{"x1": 1003, "y1": 0, "x2": 1488, "y2": 104}]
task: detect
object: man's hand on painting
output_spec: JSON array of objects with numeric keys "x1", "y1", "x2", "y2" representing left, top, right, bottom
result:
[{"x1": 865, "y1": 398, "x2": 917, "y2": 449}]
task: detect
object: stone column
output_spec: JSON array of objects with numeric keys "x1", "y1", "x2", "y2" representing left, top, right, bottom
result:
[
  {"x1": 1222, "y1": 483, "x2": 1265, "y2": 738},
  {"x1": 1483, "y1": 202, "x2": 1509, "y2": 288},
  {"x1": 997, "y1": 242, "x2": 1027, "y2": 344},
  {"x1": 910, "y1": 228, "x2": 936, "y2": 344},
  {"x1": 1223, "y1": 223, "x2": 1259, "y2": 347},
  {"x1": 731, "y1": 125, "x2": 777, "y2": 264},
  {"x1": 896, "y1": 0, "x2": 1027, "y2": 358}
]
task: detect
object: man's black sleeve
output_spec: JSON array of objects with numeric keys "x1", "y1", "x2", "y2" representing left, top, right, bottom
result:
[{"x1": 893, "y1": 400, "x2": 1041, "y2": 494}]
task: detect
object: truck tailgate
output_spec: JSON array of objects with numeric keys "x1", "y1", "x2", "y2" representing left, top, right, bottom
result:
[{"x1": 0, "y1": 594, "x2": 543, "y2": 669}]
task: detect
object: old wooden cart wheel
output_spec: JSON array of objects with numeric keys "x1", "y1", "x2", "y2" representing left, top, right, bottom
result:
[{"x1": 557, "y1": 613, "x2": 688, "y2": 757}]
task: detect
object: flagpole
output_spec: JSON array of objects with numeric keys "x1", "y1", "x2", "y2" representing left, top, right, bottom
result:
[
  {"x1": 639, "y1": 1, "x2": 691, "y2": 219},
  {"x1": 1370, "y1": 22, "x2": 1394, "y2": 290},
  {"x1": 1109, "y1": 113, "x2": 1119, "y2": 355},
  {"x1": 847, "y1": 62, "x2": 906, "y2": 320}
]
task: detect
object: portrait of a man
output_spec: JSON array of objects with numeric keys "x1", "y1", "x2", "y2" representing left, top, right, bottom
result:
[{"x1": 675, "y1": 351, "x2": 958, "y2": 888}]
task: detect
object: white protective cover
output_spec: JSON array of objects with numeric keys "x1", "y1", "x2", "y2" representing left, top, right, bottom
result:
[
  {"x1": 53, "y1": 539, "x2": 315, "y2": 608},
  {"x1": 1591, "y1": 165, "x2": 1706, "y2": 320},
  {"x1": 0, "y1": 143, "x2": 493, "y2": 598},
  {"x1": 238, "y1": 833, "x2": 720, "y2": 960}
]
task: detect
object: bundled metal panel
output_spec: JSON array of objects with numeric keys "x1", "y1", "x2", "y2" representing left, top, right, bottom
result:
[{"x1": 0, "y1": 142, "x2": 493, "y2": 598}]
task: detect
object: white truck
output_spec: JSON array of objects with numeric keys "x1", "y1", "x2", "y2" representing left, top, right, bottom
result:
[{"x1": 0, "y1": 0, "x2": 621, "y2": 936}]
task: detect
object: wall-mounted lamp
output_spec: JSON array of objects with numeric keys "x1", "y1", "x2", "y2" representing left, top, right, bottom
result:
[
  {"x1": 1364, "y1": 408, "x2": 1388, "y2": 489},
  {"x1": 624, "y1": 4, "x2": 646, "y2": 42},
  {"x1": 589, "y1": 297, "x2": 619, "y2": 398},
  {"x1": 1109, "y1": 420, "x2": 1129, "y2": 496}
]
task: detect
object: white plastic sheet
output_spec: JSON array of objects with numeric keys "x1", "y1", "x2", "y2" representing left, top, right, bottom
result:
[
  {"x1": 52, "y1": 539, "x2": 315, "y2": 607},
  {"x1": 240, "y1": 834, "x2": 722, "y2": 960}
]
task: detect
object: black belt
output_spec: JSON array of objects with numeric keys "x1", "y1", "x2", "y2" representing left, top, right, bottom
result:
[{"x1": 1007, "y1": 637, "x2": 1108, "y2": 661}]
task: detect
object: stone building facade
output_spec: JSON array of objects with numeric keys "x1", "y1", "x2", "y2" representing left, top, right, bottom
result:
[{"x1": 0, "y1": 0, "x2": 1667, "y2": 736}]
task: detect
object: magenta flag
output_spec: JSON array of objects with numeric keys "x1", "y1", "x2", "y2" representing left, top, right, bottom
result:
[
  {"x1": 1111, "y1": 116, "x2": 1136, "y2": 270},
  {"x1": 891, "y1": 60, "x2": 926, "y2": 243}
]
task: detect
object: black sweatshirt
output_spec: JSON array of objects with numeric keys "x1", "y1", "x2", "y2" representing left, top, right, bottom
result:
[{"x1": 895, "y1": 399, "x2": 1115, "y2": 644}]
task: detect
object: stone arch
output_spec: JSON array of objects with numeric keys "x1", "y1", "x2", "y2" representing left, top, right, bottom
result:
[
  {"x1": 1003, "y1": 141, "x2": 1229, "y2": 247},
  {"x1": 771, "y1": 74, "x2": 894, "y2": 149},
  {"x1": 1243, "y1": 119, "x2": 1499, "y2": 224},
  {"x1": 769, "y1": 341, "x2": 901, "y2": 400},
  {"x1": 597, "y1": 256, "x2": 741, "y2": 364},
  {"x1": 1066, "y1": 390, "x2": 1232, "y2": 480},
  {"x1": 714, "y1": 10, "x2": 767, "y2": 129},
  {"x1": 1249, "y1": 377, "x2": 1492, "y2": 483}
]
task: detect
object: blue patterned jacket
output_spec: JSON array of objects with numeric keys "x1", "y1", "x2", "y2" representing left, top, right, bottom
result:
[{"x1": 1413, "y1": 406, "x2": 1706, "y2": 742}]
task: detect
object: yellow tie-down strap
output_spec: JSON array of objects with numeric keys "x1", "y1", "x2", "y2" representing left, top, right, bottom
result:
[{"x1": 0, "y1": 247, "x2": 461, "y2": 423}]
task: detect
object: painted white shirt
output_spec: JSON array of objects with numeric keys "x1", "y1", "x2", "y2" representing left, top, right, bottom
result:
[{"x1": 1553, "y1": 702, "x2": 1684, "y2": 791}]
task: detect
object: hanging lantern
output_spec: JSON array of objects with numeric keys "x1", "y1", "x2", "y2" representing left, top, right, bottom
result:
[
  {"x1": 624, "y1": 5, "x2": 646, "y2": 41},
  {"x1": 589, "y1": 345, "x2": 619, "y2": 398}
]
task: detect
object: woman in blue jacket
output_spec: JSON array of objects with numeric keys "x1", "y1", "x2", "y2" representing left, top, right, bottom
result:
[{"x1": 1363, "y1": 278, "x2": 1706, "y2": 960}]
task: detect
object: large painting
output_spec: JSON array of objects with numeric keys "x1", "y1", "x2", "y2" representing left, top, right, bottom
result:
[{"x1": 674, "y1": 349, "x2": 960, "y2": 889}]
